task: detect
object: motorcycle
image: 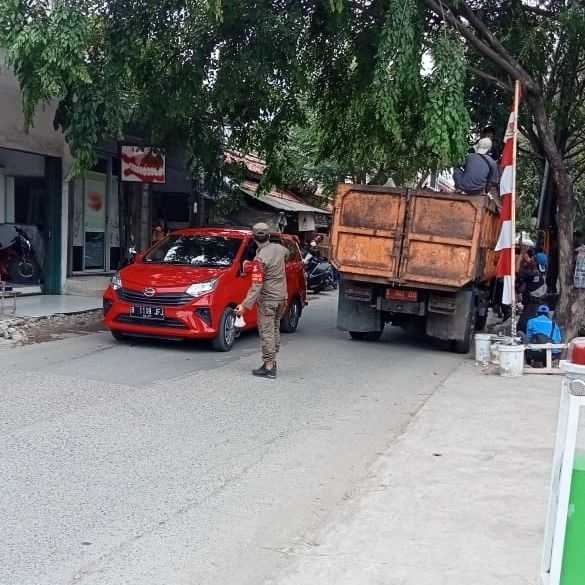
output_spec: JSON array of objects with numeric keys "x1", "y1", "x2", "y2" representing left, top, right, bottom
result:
[
  {"x1": 304, "y1": 248, "x2": 338, "y2": 293},
  {"x1": 0, "y1": 225, "x2": 41, "y2": 284}
]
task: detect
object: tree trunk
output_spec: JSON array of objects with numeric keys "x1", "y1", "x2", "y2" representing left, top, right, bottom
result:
[{"x1": 529, "y1": 95, "x2": 585, "y2": 341}]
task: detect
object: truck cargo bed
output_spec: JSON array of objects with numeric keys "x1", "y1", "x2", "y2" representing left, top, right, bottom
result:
[{"x1": 331, "y1": 184, "x2": 500, "y2": 291}]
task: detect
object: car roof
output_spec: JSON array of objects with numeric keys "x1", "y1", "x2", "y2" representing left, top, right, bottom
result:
[
  {"x1": 168, "y1": 227, "x2": 298, "y2": 240},
  {"x1": 169, "y1": 227, "x2": 251, "y2": 238}
]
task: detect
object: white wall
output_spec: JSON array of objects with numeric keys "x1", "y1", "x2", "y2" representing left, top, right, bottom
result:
[
  {"x1": 0, "y1": 49, "x2": 68, "y2": 158},
  {"x1": 0, "y1": 51, "x2": 75, "y2": 292}
]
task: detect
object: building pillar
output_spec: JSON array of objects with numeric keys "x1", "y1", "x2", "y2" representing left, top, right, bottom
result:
[
  {"x1": 140, "y1": 184, "x2": 150, "y2": 250},
  {"x1": 60, "y1": 178, "x2": 69, "y2": 290},
  {"x1": 0, "y1": 171, "x2": 5, "y2": 223},
  {"x1": 5, "y1": 176, "x2": 15, "y2": 222},
  {"x1": 44, "y1": 156, "x2": 63, "y2": 294}
]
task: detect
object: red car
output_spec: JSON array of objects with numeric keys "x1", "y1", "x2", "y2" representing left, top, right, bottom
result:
[{"x1": 103, "y1": 228, "x2": 307, "y2": 351}]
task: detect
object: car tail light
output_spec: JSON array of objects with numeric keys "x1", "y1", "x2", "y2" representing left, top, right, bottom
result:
[
  {"x1": 386, "y1": 289, "x2": 418, "y2": 302},
  {"x1": 103, "y1": 299, "x2": 113, "y2": 316},
  {"x1": 195, "y1": 308, "x2": 212, "y2": 327}
]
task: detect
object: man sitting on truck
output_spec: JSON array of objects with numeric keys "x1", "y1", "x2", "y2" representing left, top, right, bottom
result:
[{"x1": 453, "y1": 138, "x2": 499, "y2": 195}]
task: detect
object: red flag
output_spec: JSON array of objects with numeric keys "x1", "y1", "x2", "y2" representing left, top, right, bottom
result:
[{"x1": 495, "y1": 84, "x2": 521, "y2": 305}]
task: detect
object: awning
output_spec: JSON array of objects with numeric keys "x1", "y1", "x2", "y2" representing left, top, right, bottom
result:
[{"x1": 239, "y1": 187, "x2": 331, "y2": 215}]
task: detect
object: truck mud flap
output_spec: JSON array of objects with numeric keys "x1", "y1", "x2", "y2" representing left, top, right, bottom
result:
[
  {"x1": 425, "y1": 289, "x2": 474, "y2": 342},
  {"x1": 337, "y1": 279, "x2": 382, "y2": 333}
]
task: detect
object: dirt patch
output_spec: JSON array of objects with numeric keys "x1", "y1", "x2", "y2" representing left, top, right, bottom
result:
[{"x1": 1, "y1": 311, "x2": 105, "y2": 346}]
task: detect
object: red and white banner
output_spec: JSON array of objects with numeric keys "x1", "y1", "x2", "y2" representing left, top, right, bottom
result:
[
  {"x1": 121, "y1": 146, "x2": 166, "y2": 184},
  {"x1": 495, "y1": 83, "x2": 521, "y2": 305}
]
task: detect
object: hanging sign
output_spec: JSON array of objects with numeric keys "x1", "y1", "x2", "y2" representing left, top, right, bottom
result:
[{"x1": 120, "y1": 146, "x2": 166, "y2": 184}]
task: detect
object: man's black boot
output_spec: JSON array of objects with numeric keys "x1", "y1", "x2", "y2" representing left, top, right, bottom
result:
[{"x1": 252, "y1": 363, "x2": 277, "y2": 379}]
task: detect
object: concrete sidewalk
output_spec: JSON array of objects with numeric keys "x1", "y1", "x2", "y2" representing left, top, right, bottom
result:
[
  {"x1": 271, "y1": 362, "x2": 560, "y2": 585},
  {"x1": 12, "y1": 294, "x2": 102, "y2": 318},
  {"x1": 0, "y1": 294, "x2": 102, "y2": 345}
]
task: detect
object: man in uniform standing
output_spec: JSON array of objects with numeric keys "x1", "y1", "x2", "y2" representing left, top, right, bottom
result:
[{"x1": 236, "y1": 223, "x2": 289, "y2": 379}]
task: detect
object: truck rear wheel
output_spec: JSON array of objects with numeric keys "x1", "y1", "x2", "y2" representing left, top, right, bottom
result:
[{"x1": 349, "y1": 330, "x2": 383, "y2": 342}]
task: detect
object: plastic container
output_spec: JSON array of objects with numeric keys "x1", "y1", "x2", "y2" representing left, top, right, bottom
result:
[
  {"x1": 567, "y1": 337, "x2": 585, "y2": 366},
  {"x1": 474, "y1": 333, "x2": 493, "y2": 365},
  {"x1": 498, "y1": 344, "x2": 525, "y2": 377},
  {"x1": 489, "y1": 336, "x2": 507, "y2": 365}
]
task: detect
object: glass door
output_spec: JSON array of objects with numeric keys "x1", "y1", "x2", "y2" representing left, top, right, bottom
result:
[{"x1": 84, "y1": 173, "x2": 107, "y2": 270}]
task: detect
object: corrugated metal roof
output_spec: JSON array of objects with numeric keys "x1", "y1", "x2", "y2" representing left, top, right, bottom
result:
[{"x1": 240, "y1": 186, "x2": 331, "y2": 215}]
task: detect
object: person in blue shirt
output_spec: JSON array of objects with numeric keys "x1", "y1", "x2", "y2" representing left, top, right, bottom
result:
[
  {"x1": 524, "y1": 305, "x2": 562, "y2": 366},
  {"x1": 527, "y1": 305, "x2": 561, "y2": 343}
]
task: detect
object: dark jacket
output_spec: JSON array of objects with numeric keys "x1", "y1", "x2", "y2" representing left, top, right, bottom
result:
[{"x1": 453, "y1": 153, "x2": 499, "y2": 194}]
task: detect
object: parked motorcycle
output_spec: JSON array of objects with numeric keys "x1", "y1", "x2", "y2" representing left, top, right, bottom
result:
[
  {"x1": 0, "y1": 225, "x2": 41, "y2": 284},
  {"x1": 304, "y1": 250, "x2": 338, "y2": 293}
]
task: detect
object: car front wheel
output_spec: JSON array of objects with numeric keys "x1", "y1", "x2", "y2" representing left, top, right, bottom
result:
[
  {"x1": 212, "y1": 308, "x2": 237, "y2": 352},
  {"x1": 111, "y1": 330, "x2": 126, "y2": 342}
]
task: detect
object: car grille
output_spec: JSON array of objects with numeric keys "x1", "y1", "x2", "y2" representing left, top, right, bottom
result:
[
  {"x1": 115, "y1": 315, "x2": 188, "y2": 329},
  {"x1": 117, "y1": 288, "x2": 192, "y2": 307}
]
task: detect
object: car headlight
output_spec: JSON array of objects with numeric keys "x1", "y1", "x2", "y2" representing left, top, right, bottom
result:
[
  {"x1": 111, "y1": 272, "x2": 122, "y2": 290},
  {"x1": 186, "y1": 279, "x2": 218, "y2": 298}
]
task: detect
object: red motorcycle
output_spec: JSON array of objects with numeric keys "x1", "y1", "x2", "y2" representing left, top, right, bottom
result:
[{"x1": 0, "y1": 225, "x2": 41, "y2": 284}]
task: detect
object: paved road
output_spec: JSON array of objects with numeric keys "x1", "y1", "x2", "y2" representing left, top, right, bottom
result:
[{"x1": 0, "y1": 292, "x2": 463, "y2": 585}]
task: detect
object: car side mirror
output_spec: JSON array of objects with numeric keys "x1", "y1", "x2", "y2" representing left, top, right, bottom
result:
[{"x1": 242, "y1": 260, "x2": 254, "y2": 275}]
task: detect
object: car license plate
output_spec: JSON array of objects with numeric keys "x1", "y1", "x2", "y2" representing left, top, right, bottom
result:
[{"x1": 130, "y1": 305, "x2": 165, "y2": 320}]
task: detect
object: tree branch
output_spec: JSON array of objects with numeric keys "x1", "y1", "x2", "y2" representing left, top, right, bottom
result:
[
  {"x1": 572, "y1": 166, "x2": 585, "y2": 186},
  {"x1": 518, "y1": 145, "x2": 544, "y2": 160},
  {"x1": 545, "y1": 33, "x2": 567, "y2": 102},
  {"x1": 522, "y1": 5, "x2": 559, "y2": 18},
  {"x1": 519, "y1": 123, "x2": 545, "y2": 159},
  {"x1": 567, "y1": 130, "x2": 585, "y2": 154},
  {"x1": 449, "y1": 1, "x2": 534, "y2": 81},
  {"x1": 422, "y1": 0, "x2": 539, "y2": 93},
  {"x1": 467, "y1": 65, "x2": 514, "y2": 93},
  {"x1": 565, "y1": 143, "x2": 585, "y2": 161}
]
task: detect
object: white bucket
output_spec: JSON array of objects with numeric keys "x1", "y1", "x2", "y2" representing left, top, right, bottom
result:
[
  {"x1": 475, "y1": 333, "x2": 493, "y2": 365},
  {"x1": 490, "y1": 336, "x2": 511, "y2": 365},
  {"x1": 498, "y1": 344, "x2": 525, "y2": 377},
  {"x1": 491, "y1": 341, "x2": 501, "y2": 365}
]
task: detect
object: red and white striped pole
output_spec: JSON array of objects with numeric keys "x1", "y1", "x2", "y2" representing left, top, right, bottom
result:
[{"x1": 495, "y1": 80, "x2": 522, "y2": 337}]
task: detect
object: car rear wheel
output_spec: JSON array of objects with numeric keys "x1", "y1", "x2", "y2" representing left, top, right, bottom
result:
[
  {"x1": 349, "y1": 330, "x2": 383, "y2": 342},
  {"x1": 212, "y1": 308, "x2": 237, "y2": 352},
  {"x1": 281, "y1": 299, "x2": 302, "y2": 333}
]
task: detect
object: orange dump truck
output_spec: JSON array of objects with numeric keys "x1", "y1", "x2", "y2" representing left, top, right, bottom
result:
[{"x1": 331, "y1": 184, "x2": 501, "y2": 352}]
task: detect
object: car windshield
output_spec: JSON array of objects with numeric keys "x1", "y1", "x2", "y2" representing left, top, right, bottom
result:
[{"x1": 144, "y1": 235, "x2": 242, "y2": 267}]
